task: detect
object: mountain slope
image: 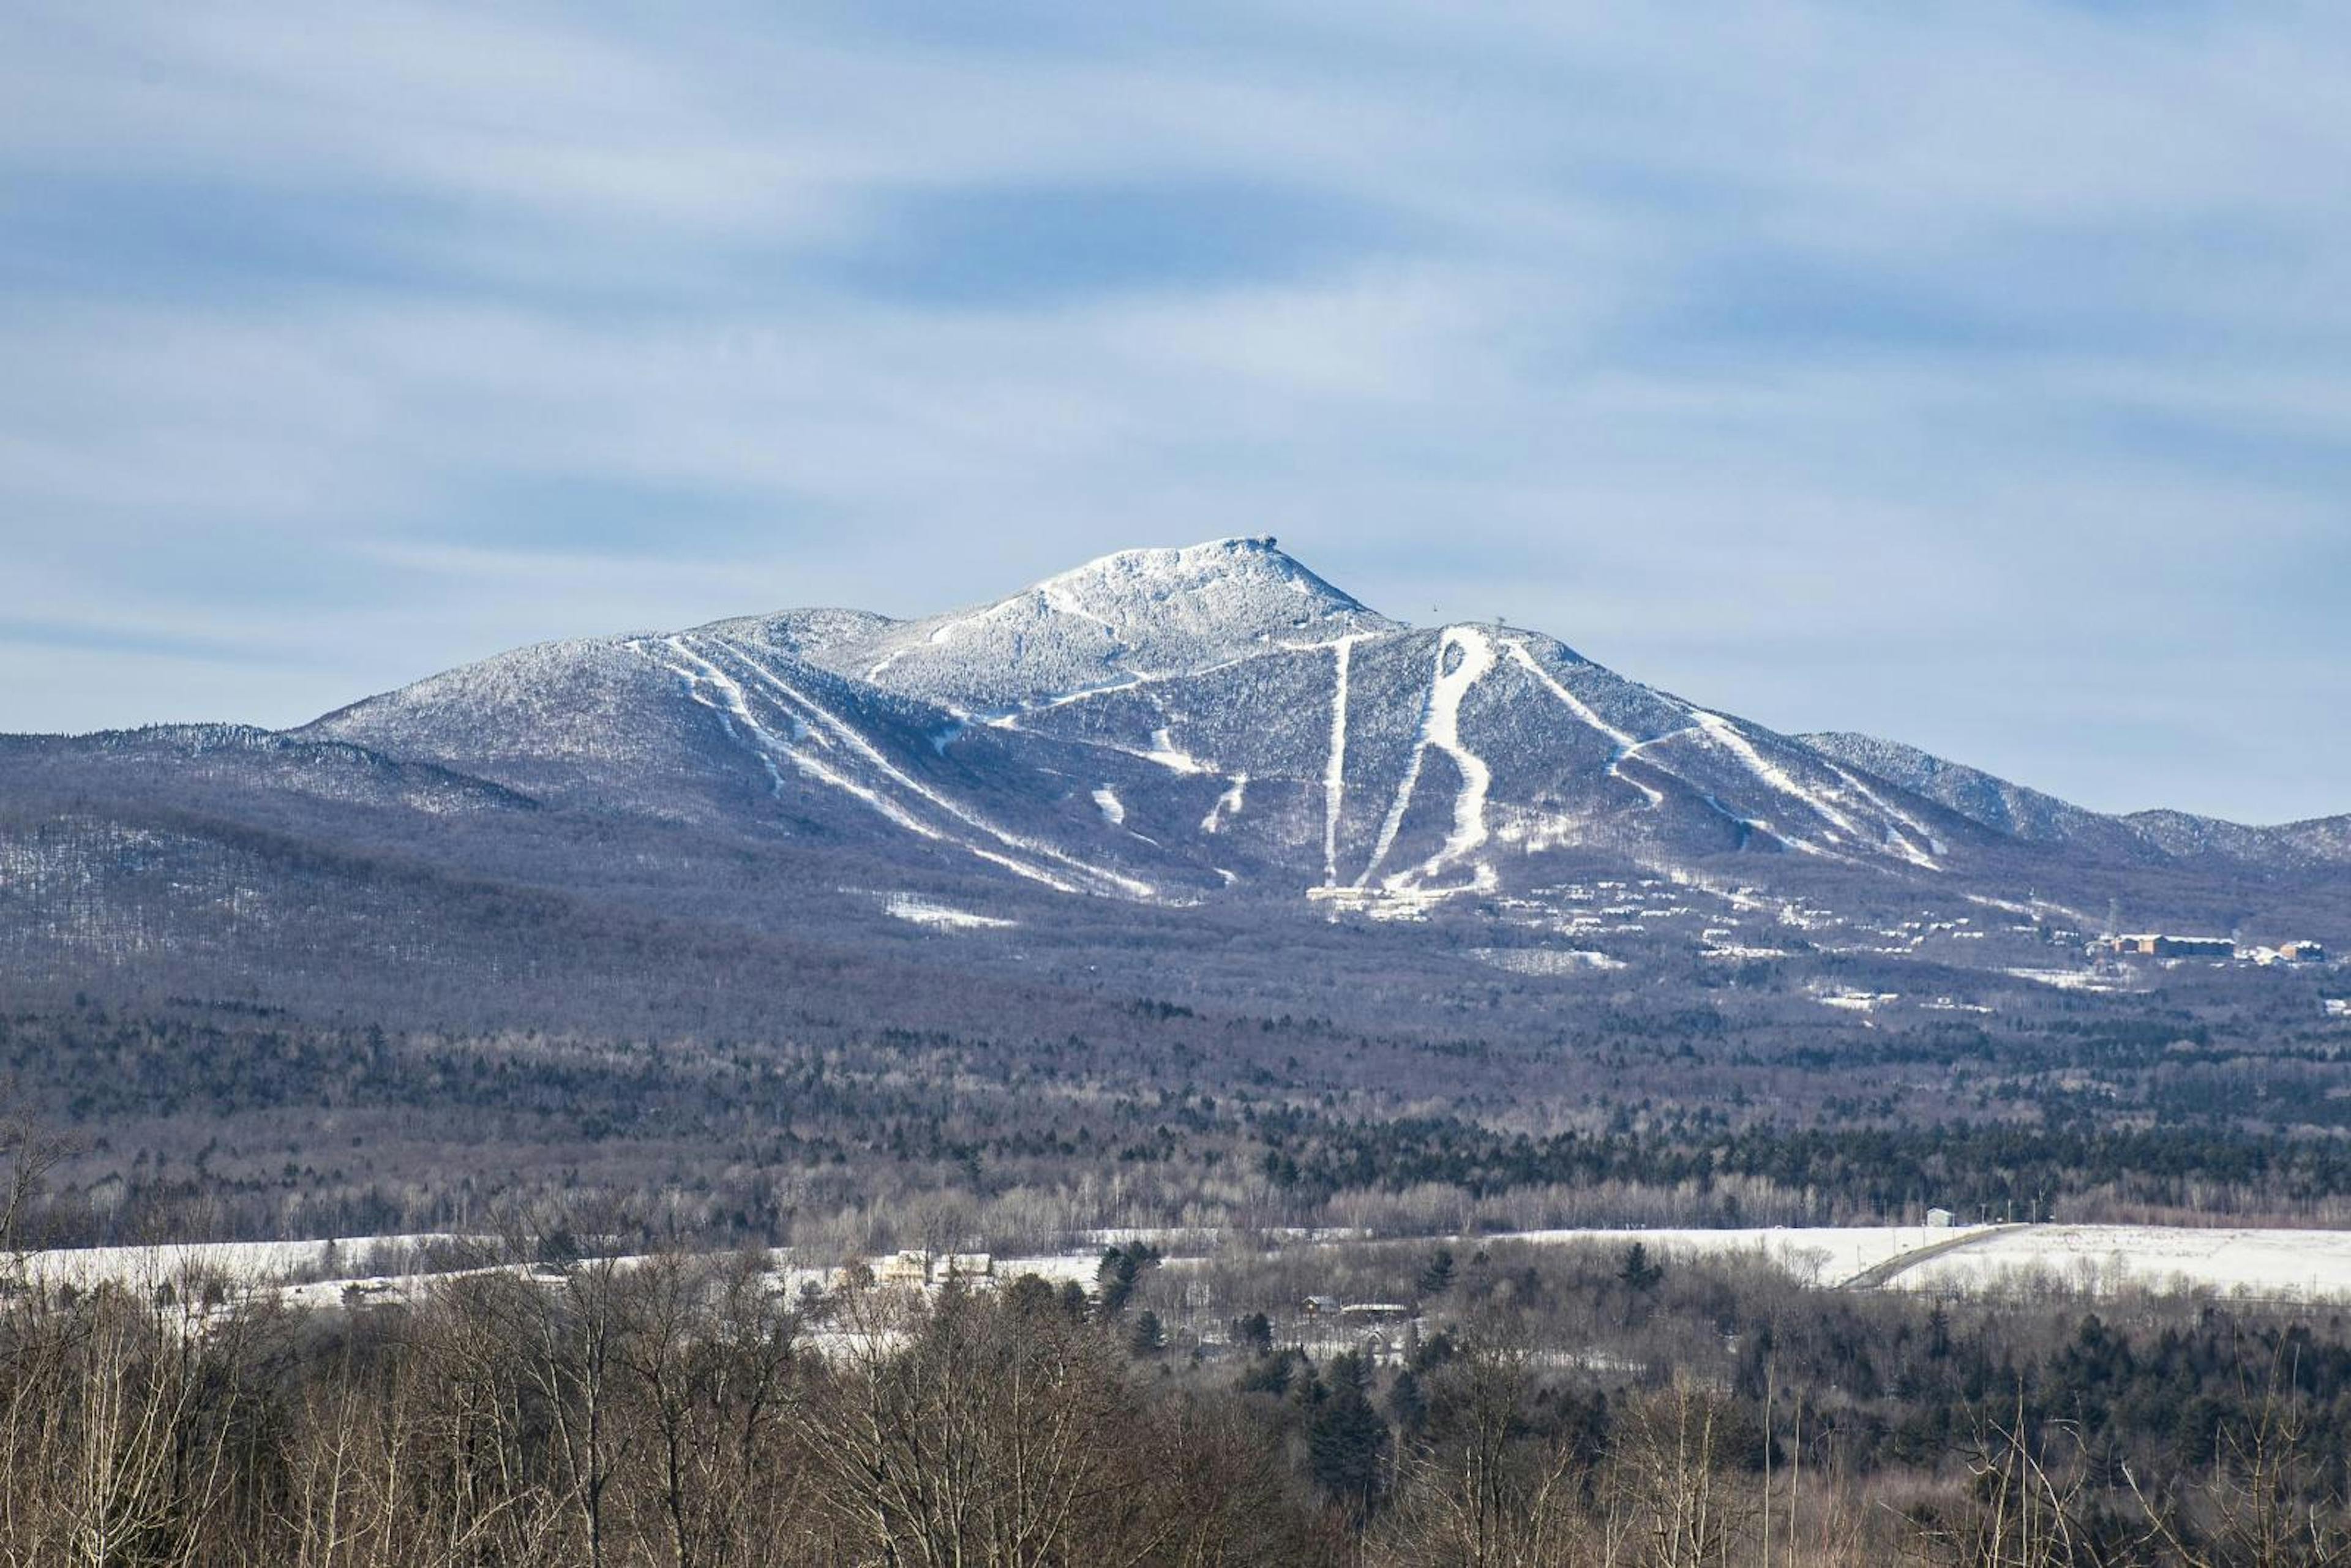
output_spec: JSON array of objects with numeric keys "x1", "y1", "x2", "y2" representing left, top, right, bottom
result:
[
  {"x1": 7, "y1": 537, "x2": 2342, "y2": 1022},
  {"x1": 2124, "y1": 807, "x2": 2351, "y2": 869},
  {"x1": 307, "y1": 542, "x2": 1998, "y2": 914},
  {"x1": 1805, "y1": 731, "x2": 2351, "y2": 872},
  {"x1": 1799, "y1": 732, "x2": 2157, "y2": 861}
]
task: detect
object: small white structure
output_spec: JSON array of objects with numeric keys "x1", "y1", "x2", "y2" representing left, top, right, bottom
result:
[
  {"x1": 871, "y1": 1251, "x2": 996, "y2": 1289},
  {"x1": 1925, "y1": 1208, "x2": 1955, "y2": 1229},
  {"x1": 876, "y1": 1251, "x2": 931, "y2": 1286},
  {"x1": 2327, "y1": 999, "x2": 2350, "y2": 1019}
]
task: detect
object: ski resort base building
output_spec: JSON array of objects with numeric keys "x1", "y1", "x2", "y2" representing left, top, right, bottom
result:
[
  {"x1": 2091, "y1": 934, "x2": 2327, "y2": 964},
  {"x1": 2097, "y1": 934, "x2": 2236, "y2": 959}
]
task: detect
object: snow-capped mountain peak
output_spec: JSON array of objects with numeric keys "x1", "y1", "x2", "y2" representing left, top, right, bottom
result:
[
  {"x1": 743, "y1": 536, "x2": 1398, "y2": 713},
  {"x1": 1018, "y1": 536, "x2": 1379, "y2": 629}
]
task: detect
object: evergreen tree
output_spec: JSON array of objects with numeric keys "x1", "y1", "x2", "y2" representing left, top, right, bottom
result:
[
  {"x1": 536, "y1": 1226, "x2": 580, "y2": 1271},
  {"x1": 1097, "y1": 1247, "x2": 1141, "y2": 1318},
  {"x1": 1095, "y1": 1243, "x2": 1161, "y2": 1319},
  {"x1": 1385, "y1": 1367, "x2": 1428, "y2": 1437},
  {"x1": 1308, "y1": 1375, "x2": 1390, "y2": 1518},
  {"x1": 1415, "y1": 1246, "x2": 1456, "y2": 1298},
  {"x1": 1238, "y1": 1348, "x2": 1298, "y2": 1397},
  {"x1": 1002, "y1": 1273, "x2": 1057, "y2": 1319},
  {"x1": 1617, "y1": 1241, "x2": 1663, "y2": 1292}
]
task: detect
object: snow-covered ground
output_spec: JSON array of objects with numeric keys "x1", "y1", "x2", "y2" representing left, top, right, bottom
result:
[
  {"x1": 1496, "y1": 1226, "x2": 1932, "y2": 1288},
  {"x1": 2004, "y1": 967, "x2": 2129, "y2": 992},
  {"x1": 27, "y1": 1223, "x2": 2351, "y2": 1313},
  {"x1": 13, "y1": 1234, "x2": 467, "y2": 1291},
  {"x1": 882, "y1": 893, "x2": 1018, "y2": 931},
  {"x1": 1886, "y1": 1225, "x2": 2351, "y2": 1300},
  {"x1": 1494, "y1": 1224, "x2": 2351, "y2": 1300},
  {"x1": 1468, "y1": 947, "x2": 1627, "y2": 975}
]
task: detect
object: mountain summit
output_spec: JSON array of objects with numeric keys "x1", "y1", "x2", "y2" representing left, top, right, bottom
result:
[{"x1": 740, "y1": 536, "x2": 1397, "y2": 714}]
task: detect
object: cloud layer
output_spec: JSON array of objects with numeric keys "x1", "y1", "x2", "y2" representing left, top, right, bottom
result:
[{"x1": 4, "y1": 1, "x2": 2347, "y2": 820}]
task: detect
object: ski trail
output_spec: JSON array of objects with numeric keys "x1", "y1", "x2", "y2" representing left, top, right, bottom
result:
[
  {"x1": 1505, "y1": 641, "x2": 1667, "y2": 808},
  {"x1": 1408, "y1": 629, "x2": 1498, "y2": 882},
  {"x1": 1202, "y1": 773, "x2": 1248, "y2": 834},
  {"x1": 981, "y1": 675, "x2": 1147, "y2": 726},
  {"x1": 1038, "y1": 582, "x2": 1122, "y2": 636},
  {"x1": 1622, "y1": 715, "x2": 1834, "y2": 860},
  {"x1": 1824, "y1": 763, "x2": 1944, "y2": 869},
  {"x1": 1357, "y1": 627, "x2": 1498, "y2": 888},
  {"x1": 983, "y1": 650, "x2": 1278, "y2": 729},
  {"x1": 653, "y1": 638, "x2": 990, "y2": 869},
  {"x1": 1505, "y1": 642, "x2": 1635, "y2": 748},
  {"x1": 1690, "y1": 711, "x2": 1862, "y2": 839},
  {"x1": 864, "y1": 643, "x2": 917, "y2": 683},
  {"x1": 652, "y1": 637, "x2": 1092, "y2": 894},
  {"x1": 1092, "y1": 786, "x2": 1125, "y2": 825},
  {"x1": 1018, "y1": 728, "x2": 1212, "y2": 779},
  {"x1": 640, "y1": 639, "x2": 793, "y2": 798},
  {"x1": 1618, "y1": 726, "x2": 1702, "y2": 763},
  {"x1": 1322, "y1": 635, "x2": 1367, "y2": 885},
  {"x1": 709, "y1": 638, "x2": 1158, "y2": 899}
]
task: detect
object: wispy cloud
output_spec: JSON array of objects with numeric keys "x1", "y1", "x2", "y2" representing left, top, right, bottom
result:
[{"x1": 2, "y1": 1, "x2": 2347, "y2": 819}]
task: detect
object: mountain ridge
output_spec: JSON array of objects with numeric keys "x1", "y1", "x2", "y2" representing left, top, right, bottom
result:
[
  {"x1": 279, "y1": 538, "x2": 2346, "y2": 901},
  {"x1": 5, "y1": 536, "x2": 2344, "y2": 1025},
  {"x1": 1803, "y1": 729, "x2": 2351, "y2": 871}
]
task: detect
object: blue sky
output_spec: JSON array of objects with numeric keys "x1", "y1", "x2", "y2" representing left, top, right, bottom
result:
[{"x1": 3, "y1": 2, "x2": 2347, "y2": 821}]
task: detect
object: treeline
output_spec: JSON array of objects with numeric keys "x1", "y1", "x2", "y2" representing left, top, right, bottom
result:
[
  {"x1": 1257, "y1": 1116, "x2": 2351, "y2": 1226},
  {"x1": 12, "y1": 1239, "x2": 2351, "y2": 1564},
  {"x1": 19, "y1": 993, "x2": 2351, "y2": 1256},
  {"x1": 23, "y1": 1049, "x2": 2351, "y2": 1253}
]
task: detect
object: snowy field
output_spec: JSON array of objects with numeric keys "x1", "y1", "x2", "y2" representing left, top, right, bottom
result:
[
  {"x1": 1494, "y1": 1226, "x2": 1933, "y2": 1287},
  {"x1": 1494, "y1": 1224, "x2": 2351, "y2": 1300},
  {"x1": 1884, "y1": 1225, "x2": 2351, "y2": 1300},
  {"x1": 14, "y1": 1234, "x2": 467, "y2": 1291}
]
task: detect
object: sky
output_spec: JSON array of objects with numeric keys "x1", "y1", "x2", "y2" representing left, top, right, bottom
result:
[{"x1": 2, "y1": 2, "x2": 2347, "y2": 823}]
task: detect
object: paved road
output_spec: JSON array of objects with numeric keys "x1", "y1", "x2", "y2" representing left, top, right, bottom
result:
[{"x1": 1842, "y1": 1225, "x2": 2027, "y2": 1290}]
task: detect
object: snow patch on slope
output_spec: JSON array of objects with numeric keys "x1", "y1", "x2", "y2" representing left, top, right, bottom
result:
[
  {"x1": 883, "y1": 894, "x2": 1018, "y2": 932},
  {"x1": 1144, "y1": 727, "x2": 1207, "y2": 774},
  {"x1": 1469, "y1": 947, "x2": 1627, "y2": 975},
  {"x1": 1202, "y1": 773, "x2": 1248, "y2": 834}
]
